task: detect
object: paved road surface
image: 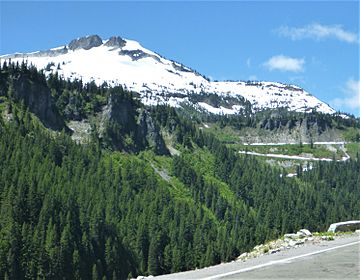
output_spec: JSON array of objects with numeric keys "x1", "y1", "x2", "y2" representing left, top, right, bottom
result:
[{"x1": 153, "y1": 235, "x2": 359, "y2": 280}]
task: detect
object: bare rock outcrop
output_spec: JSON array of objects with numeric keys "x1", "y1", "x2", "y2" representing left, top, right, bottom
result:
[
  {"x1": 104, "y1": 36, "x2": 126, "y2": 48},
  {"x1": 236, "y1": 229, "x2": 339, "y2": 262},
  {"x1": 68, "y1": 35, "x2": 103, "y2": 51}
]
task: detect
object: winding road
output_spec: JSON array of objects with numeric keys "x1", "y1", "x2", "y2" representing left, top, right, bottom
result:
[
  {"x1": 239, "y1": 141, "x2": 350, "y2": 163},
  {"x1": 152, "y1": 235, "x2": 359, "y2": 280}
]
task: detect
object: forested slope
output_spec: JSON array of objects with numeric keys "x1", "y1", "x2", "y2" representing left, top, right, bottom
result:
[{"x1": 0, "y1": 62, "x2": 359, "y2": 279}]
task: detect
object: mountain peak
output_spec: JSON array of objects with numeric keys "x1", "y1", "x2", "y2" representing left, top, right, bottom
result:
[
  {"x1": 104, "y1": 36, "x2": 126, "y2": 48},
  {"x1": 0, "y1": 35, "x2": 336, "y2": 115},
  {"x1": 68, "y1": 35, "x2": 103, "y2": 51}
]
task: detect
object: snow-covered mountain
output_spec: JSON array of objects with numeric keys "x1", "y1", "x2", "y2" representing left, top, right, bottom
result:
[{"x1": 1, "y1": 35, "x2": 336, "y2": 115}]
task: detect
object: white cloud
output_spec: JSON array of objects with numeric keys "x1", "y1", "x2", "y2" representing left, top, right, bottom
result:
[
  {"x1": 276, "y1": 23, "x2": 358, "y2": 44},
  {"x1": 331, "y1": 79, "x2": 360, "y2": 110},
  {"x1": 263, "y1": 55, "x2": 305, "y2": 72},
  {"x1": 248, "y1": 75, "x2": 258, "y2": 81}
]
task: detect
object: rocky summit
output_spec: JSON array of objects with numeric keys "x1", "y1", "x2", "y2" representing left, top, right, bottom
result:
[
  {"x1": 104, "y1": 36, "x2": 127, "y2": 48},
  {"x1": 68, "y1": 35, "x2": 103, "y2": 51}
]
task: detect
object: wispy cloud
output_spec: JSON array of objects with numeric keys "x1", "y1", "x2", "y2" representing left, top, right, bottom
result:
[
  {"x1": 276, "y1": 23, "x2": 358, "y2": 44},
  {"x1": 331, "y1": 79, "x2": 360, "y2": 111},
  {"x1": 263, "y1": 55, "x2": 305, "y2": 72}
]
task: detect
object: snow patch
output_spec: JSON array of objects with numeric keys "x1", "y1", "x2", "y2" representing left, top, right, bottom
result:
[{"x1": 0, "y1": 36, "x2": 337, "y2": 115}]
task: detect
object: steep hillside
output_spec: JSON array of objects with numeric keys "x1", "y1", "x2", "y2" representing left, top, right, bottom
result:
[{"x1": 0, "y1": 58, "x2": 359, "y2": 280}]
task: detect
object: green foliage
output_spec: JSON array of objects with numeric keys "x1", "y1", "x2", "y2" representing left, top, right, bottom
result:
[
  {"x1": 313, "y1": 232, "x2": 335, "y2": 237},
  {"x1": 343, "y1": 128, "x2": 360, "y2": 142},
  {"x1": 345, "y1": 143, "x2": 360, "y2": 160},
  {"x1": 0, "y1": 62, "x2": 359, "y2": 279}
]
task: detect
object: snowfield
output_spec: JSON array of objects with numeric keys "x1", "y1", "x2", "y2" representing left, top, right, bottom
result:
[{"x1": 1, "y1": 35, "x2": 336, "y2": 115}]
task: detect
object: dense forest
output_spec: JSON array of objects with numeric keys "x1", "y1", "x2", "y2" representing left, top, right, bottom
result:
[{"x1": 0, "y1": 62, "x2": 359, "y2": 279}]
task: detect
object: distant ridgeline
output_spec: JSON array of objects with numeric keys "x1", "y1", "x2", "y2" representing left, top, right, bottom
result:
[{"x1": 0, "y1": 62, "x2": 359, "y2": 279}]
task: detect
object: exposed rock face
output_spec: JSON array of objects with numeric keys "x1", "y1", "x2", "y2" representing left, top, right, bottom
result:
[
  {"x1": 98, "y1": 92, "x2": 135, "y2": 139},
  {"x1": 104, "y1": 95, "x2": 132, "y2": 126},
  {"x1": 98, "y1": 91, "x2": 168, "y2": 154},
  {"x1": 260, "y1": 116, "x2": 328, "y2": 136},
  {"x1": 172, "y1": 62, "x2": 192, "y2": 73},
  {"x1": 67, "y1": 120, "x2": 92, "y2": 144},
  {"x1": 68, "y1": 35, "x2": 103, "y2": 51},
  {"x1": 284, "y1": 229, "x2": 312, "y2": 240},
  {"x1": 119, "y1": 49, "x2": 161, "y2": 62},
  {"x1": 1, "y1": 47, "x2": 68, "y2": 59},
  {"x1": 98, "y1": 95, "x2": 138, "y2": 152},
  {"x1": 37, "y1": 46, "x2": 69, "y2": 57},
  {"x1": 238, "y1": 117, "x2": 345, "y2": 144},
  {"x1": 11, "y1": 73, "x2": 65, "y2": 130},
  {"x1": 104, "y1": 36, "x2": 126, "y2": 48},
  {"x1": 119, "y1": 49, "x2": 150, "y2": 61},
  {"x1": 138, "y1": 110, "x2": 169, "y2": 155}
]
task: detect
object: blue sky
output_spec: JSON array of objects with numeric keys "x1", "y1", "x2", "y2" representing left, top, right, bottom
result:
[{"x1": 1, "y1": 1, "x2": 359, "y2": 115}]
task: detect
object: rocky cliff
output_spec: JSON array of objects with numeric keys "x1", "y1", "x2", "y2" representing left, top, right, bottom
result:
[
  {"x1": 98, "y1": 90, "x2": 168, "y2": 155},
  {"x1": 137, "y1": 109, "x2": 169, "y2": 155},
  {"x1": 68, "y1": 35, "x2": 103, "y2": 51},
  {"x1": 10, "y1": 72, "x2": 65, "y2": 130}
]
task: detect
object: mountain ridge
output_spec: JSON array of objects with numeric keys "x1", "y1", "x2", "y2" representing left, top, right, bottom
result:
[{"x1": 1, "y1": 34, "x2": 336, "y2": 115}]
